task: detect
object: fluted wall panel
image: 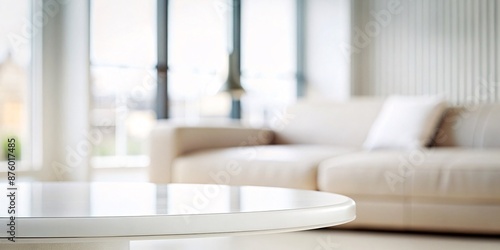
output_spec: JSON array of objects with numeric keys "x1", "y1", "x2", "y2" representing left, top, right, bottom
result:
[{"x1": 352, "y1": 0, "x2": 499, "y2": 104}]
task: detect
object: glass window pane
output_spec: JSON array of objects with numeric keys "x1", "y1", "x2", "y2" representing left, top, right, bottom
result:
[
  {"x1": 90, "y1": 0, "x2": 157, "y2": 168},
  {"x1": 91, "y1": 0, "x2": 157, "y2": 67},
  {"x1": 169, "y1": 0, "x2": 228, "y2": 71},
  {"x1": 241, "y1": 0, "x2": 297, "y2": 126},
  {"x1": 242, "y1": 0, "x2": 296, "y2": 75},
  {"x1": 90, "y1": 67, "x2": 156, "y2": 159},
  {"x1": 168, "y1": 0, "x2": 230, "y2": 119},
  {"x1": 0, "y1": 0, "x2": 31, "y2": 165}
]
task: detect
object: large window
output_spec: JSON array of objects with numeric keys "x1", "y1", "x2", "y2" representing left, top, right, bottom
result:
[
  {"x1": 168, "y1": 0, "x2": 298, "y2": 124},
  {"x1": 90, "y1": 0, "x2": 157, "y2": 168},
  {"x1": 0, "y1": 0, "x2": 32, "y2": 169},
  {"x1": 88, "y1": 0, "x2": 299, "y2": 169}
]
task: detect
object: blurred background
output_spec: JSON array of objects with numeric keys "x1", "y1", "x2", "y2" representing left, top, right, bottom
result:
[{"x1": 0, "y1": 0, "x2": 498, "y2": 180}]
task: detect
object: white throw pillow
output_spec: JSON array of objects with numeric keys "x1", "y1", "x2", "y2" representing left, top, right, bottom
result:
[{"x1": 363, "y1": 95, "x2": 447, "y2": 150}]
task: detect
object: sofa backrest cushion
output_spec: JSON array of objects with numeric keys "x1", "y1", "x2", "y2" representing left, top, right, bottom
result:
[
  {"x1": 273, "y1": 98, "x2": 385, "y2": 147},
  {"x1": 435, "y1": 104, "x2": 500, "y2": 148}
]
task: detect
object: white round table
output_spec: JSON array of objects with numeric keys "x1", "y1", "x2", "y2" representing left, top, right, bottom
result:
[{"x1": 0, "y1": 182, "x2": 355, "y2": 250}]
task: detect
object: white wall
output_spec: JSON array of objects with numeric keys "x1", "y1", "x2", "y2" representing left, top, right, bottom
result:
[
  {"x1": 305, "y1": 0, "x2": 500, "y2": 104},
  {"x1": 305, "y1": 0, "x2": 352, "y2": 101},
  {"x1": 351, "y1": 0, "x2": 500, "y2": 104}
]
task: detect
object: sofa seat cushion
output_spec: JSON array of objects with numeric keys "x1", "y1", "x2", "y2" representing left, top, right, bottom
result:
[
  {"x1": 172, "y1": 145, "x2": 358, "y2": 190},
  {"x1": 409, "y1": 148, "x2": 500, "y2": 202},
  {"x1": 318, "y1": 150, "x2": 410, "y2": 197},
  {"x1": 318, "y1": 149, "x2": 500, "y2": 202}
]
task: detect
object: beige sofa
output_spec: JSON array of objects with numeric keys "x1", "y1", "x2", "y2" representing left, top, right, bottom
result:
[{"x1": 149, "y1": 98, "x2": 500, "y2": 234}]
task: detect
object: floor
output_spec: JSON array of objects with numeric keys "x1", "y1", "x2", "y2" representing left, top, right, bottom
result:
[{"x1": 132, "y1": 229, "x2": 500, "y2": 250}]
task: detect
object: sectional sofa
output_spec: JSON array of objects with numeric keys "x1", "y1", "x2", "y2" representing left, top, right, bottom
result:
[{"x1": 149, "y1": 98, "x2": 500, "y2": 234}]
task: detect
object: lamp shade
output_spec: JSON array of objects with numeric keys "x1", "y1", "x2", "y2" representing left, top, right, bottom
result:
[{"x1": 219, "y1": 51, "x2": 245, "y2": 99}]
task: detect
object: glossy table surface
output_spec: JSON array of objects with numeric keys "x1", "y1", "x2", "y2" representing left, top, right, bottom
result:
[{"x1": 0, "y1": 182, "x2": 355, "y2": 247}]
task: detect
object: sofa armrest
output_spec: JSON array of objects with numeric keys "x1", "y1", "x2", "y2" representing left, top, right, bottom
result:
[{"x1": 149, "y1": 120, "x2": 274, "y2": 183}]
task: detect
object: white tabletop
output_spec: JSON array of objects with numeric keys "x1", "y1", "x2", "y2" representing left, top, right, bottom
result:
[{"x1": 1, "y1": 182, "x2": 355, "y2": 241}]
